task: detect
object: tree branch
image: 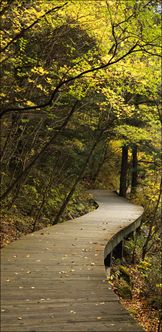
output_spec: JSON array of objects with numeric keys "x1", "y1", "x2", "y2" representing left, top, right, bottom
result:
[
  {"x1": 139, "y1": 47, "x2": 161, "y2": 57},
  {"x1": 0, "y1": 43, "x2": 139, "y2": 118},
  {"x1": 0, "y1": 2, "x2": 68, "y2": 53},
  {"x1": 0, "y1": 99, "x2": 79, "y2": 201}
]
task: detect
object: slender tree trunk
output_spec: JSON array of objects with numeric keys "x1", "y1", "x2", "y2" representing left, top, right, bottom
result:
[
  {"x1": 52, "y1": 133, "x2": 103, "y2": 225},
  {"x1": 131, "y1": 144, "x2": 138, "y2": 194},
  {"x1": 142, "y1": 179, "x2": 162, "y2": 260},
  {"x1": 31, "y1": 156, "x2": 62, "y2": 232},
  {"x1": 119, "y1": 145, "x2": 128, "y2": 197},
  {"x1": 32, "y1": 186, "x2": 49, "y2": 232},
  {"x1": 0, "y1": 119, "x2": 16, "y2": 163},
  {"x1": 92, "y1": 144, "x2": 107, "y2": 182}
]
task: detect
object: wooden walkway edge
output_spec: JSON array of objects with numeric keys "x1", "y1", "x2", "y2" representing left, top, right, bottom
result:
[{"x1": 1, "y1": 190, "x2": 144, "y2": 332}]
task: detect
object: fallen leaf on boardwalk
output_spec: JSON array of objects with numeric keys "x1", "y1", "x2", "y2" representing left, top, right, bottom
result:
[
  {"x1": 26, "y1": 271, "x2": 31, "y2": 274},
  {"x1": 1, "y1": 309, "x2": 5, "y2": 312},
  {"x1": 97, "y1": 317, "x2": 102, "y2": 320},
  {"x1": 6, "y1": 279, "x2": 10, "y2": 282},
  {"x1": 62, "y1": 255, "x2": 68, "y2": 259},
  {"x1": 15, "y1": 272, "x2": 19, "y2": 275},
  {"x1": 17, "y1": 317, "x2": 23, "y2": 320},
  {"x1": 26, "y1": 254, "x2": 30, "y2": 258},
  {"x1": 19, "y1": 286, "x2": 23, "y2": 289},
  {"x1": 91, "y1": 262, "x2": 95, "y2": 266},
  {"x1": 70, "y1": 310, "x2": 76, "y2": 314},
  {"x1": 59, "y1": 271, "x2": 66, "y2": 274},
  {"x1": 31, "y1": 286, "x2": 35, "y2": 289},
  {"x1": 37, "y1": 298, "x2": 45, "y2": 303}
]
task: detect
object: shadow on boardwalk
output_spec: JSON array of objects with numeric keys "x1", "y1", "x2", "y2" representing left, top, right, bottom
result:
[{"x1": 1, "y1": 190, "x2": 144, "y2": 332}]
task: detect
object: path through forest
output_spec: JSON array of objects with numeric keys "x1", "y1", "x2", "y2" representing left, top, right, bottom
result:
[{"x1": 1, "y1": 190, "x2": 144, "y2": 331}]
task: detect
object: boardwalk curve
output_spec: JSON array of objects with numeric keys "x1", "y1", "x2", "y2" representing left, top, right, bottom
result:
[{"x1": 1, "y1": 190, "x2": 144, "y2": 332}]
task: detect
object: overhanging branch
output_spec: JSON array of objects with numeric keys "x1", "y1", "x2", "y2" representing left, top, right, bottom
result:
[{"x1": 0, "y1": 43, "x2": 139, "y2": 118}]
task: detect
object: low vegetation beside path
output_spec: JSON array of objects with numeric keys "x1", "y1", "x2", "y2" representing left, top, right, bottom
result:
[{"x1": 0, "y1": 188, "x2": 96, "y2": 248}]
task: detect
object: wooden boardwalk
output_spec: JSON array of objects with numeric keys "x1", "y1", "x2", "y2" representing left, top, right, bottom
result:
[{"x1": 1, "y1": 190, "x2": 144, "y2": 332}]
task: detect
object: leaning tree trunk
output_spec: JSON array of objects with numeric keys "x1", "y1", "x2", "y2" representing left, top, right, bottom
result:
[
  {"x1": 131, "y1": 144, "x2": 138, "y2": 194},
  {"x1": 142, "y1": 178, "x2": 162, "y2": 260},
  {"x1": 52, "y1": 131, "x2": 103, "y2": 225},
  {"x1": 92, "y1": 144, "x2": 107, "y2": 182},
  {"x1": 119, "y1": 145, "x2": 128, "y2": 197}
]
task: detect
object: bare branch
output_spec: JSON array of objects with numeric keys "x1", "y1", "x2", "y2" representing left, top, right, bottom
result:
[
  {"x1": 0, "y1": 100, "x2": 79, "y2": 201},
  {"x1": 139, "y1": 47, "x2": 162, "y2": 57}
]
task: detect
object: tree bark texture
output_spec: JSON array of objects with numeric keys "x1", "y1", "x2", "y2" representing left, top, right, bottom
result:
[
  {"x1": 131, "y1": 144, "x2": 138, "y2": 193},
  {"x1": 119, "y1": 145, "x2": 128, "y2": 198}
]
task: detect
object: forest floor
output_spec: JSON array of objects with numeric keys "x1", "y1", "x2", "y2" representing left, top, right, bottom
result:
[
  {"x1": 111, "y1": 266, "x2": 161, "y2": 332},
  {"x1": 0, "y1": 194, "x2": 96, "y2": 248}
]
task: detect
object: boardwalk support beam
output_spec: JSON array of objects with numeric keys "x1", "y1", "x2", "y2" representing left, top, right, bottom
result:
[{"x1": 112, "y1": 240, "x2": 123, "y2": 260}]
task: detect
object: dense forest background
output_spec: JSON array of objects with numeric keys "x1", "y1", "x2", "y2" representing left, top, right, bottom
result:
[{"x1": 0, "y1": 0, "x2": 161, "y2": 331}]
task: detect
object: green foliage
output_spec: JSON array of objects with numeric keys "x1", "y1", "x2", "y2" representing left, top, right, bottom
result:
[
  {"x1": 116, "y1": 279, "x2": 132, "y2": 299},
  {"x1": 118, "y1": 265, "x2": 131, "y2": 284},
  {"x1": 110, "y1": 264, "x2": 132, "y2": 299}
]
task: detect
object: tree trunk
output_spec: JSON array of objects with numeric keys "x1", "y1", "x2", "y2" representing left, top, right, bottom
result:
[
  {"x1": 52, "y1": 132, "x2": 103, "y2": 225},
  {"x1": 92, "y1": 144, "x2": 107, "y2": 182},
  {"x1": 131, "y1": 144, "x2": 138, "y2": 194},
  {"x1": 142, "y1": 178, "x2": 162, "y2": 260},
  {"x1": 119, "y1": 145, "x2": 128, "y2": 197}
]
